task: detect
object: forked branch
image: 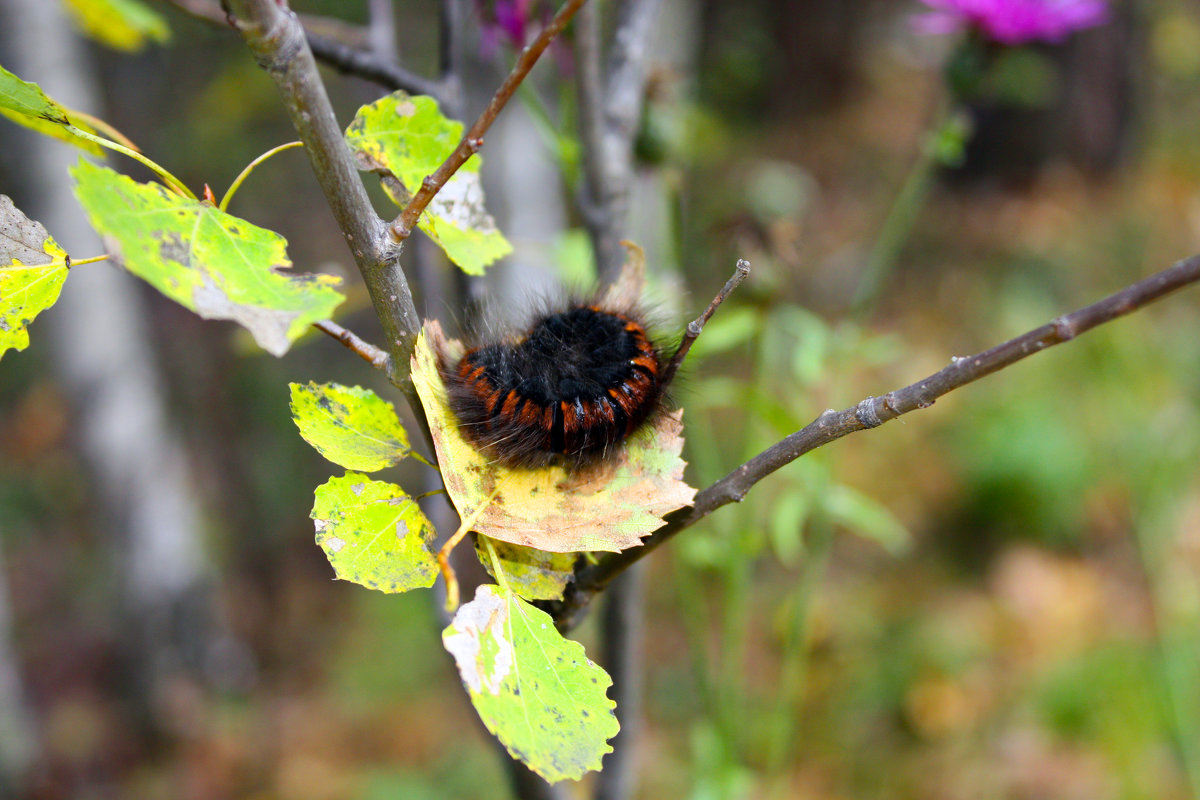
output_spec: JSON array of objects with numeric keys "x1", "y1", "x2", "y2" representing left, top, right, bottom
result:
[{"x1": 551, "y1": 253, "x2": 1200, "y2": 629}]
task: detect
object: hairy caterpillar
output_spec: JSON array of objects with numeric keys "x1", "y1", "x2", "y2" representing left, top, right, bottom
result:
[{"x1": 444, "y1": 301, "x2": 668, "y2": 469}]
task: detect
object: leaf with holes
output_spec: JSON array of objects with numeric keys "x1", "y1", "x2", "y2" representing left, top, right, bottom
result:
[
  {"x1": 475, "y1": 536, "x2": 576, "y2": 602},
  {"x1": 345, "y1": 91, "x2": 511, "y2": 275},
  {"x1": 311, "y1": 473, "x2": 438, "y2": 593},
  {"x1": 0, "y1": 196, "x2": 70, "y2": 361},
  {"x1": 71, "y1": 160, "x2": 344, "y2": 356},
  {"x1": 410, "y1": 321, "x2": 697, "y2": 553},
  {"x1": 290, "y1": 382, "x2": 410, "y2": 472},
  {"x1": 443, "y1": 584, "x2": 619, "y2": 782},
  {"x1": 0, "y1": 63, "x2": 103, "y2": 155}
]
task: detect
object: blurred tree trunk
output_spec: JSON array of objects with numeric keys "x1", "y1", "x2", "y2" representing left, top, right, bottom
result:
[
  {"x1": 0, "y1": 541, "x2": 38, "y2": 796},
  {"x1": 767, "y1": 0, "x2": 877, "y2": 112},
  {"x1": 700, "y1": 0, "x2": 877, "y2": 116},
  {"x1": 1, "y1": 0, "x2": 228, "y2": 740}
]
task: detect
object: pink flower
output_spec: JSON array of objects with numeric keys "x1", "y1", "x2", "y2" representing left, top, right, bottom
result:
[{"x1": 913, "y1": 0, "x2": 1110, "y2": 45}]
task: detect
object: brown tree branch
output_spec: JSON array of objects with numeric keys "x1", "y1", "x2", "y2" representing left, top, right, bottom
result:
[
  {"x1": 389, "y1": 0, "x2": 590, "y2": 241},
  {"x1": 549, "y1": 253, "x2": 1200, "y2": 630},
  {"x1": 221, "y1": 0, "x2": 423, "y2": 396},
  {"x1": 312, "y1": 320, "x2": 391, "y2": 372}
]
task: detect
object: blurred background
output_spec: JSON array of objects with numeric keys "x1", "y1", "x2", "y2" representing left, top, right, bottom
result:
[{"x1": 2, "y1": 0, "x2": 1200, "y2": 797}]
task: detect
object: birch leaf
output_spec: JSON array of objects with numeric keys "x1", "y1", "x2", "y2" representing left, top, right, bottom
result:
[
  {"x1": 443, "y1": 584, "x2": 619, "y2": 782},
  {"x1": 290, "y1": 382, "x2": 411, "y2": 472},
  {"x1": 345, "y1": 91, "x2": 511, "y2": 275},
  {"x1": 62, "y1": 0, "x2": 170, "y2": 52},
  {"x1": 311, "y1": 473, "x2": 438, "y2": 593},
  {"x1": 0, "y1": 63, "x2": 103, "y2": 155},
  {"x1": 71, "y1": 160, "x2": 343, "y2": 356},
  {"x1": 475, "y1": 536, "x2": 576, "y2": 602},
  {"x1": 0, "y1": 195, "x2": 69, "y2": 360}
]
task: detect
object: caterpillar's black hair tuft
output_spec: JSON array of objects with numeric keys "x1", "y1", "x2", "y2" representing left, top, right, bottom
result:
[{"x1": 444, "y1": 302, "x2": 669, "y2": 469}]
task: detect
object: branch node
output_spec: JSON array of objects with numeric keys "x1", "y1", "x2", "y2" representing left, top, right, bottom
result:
[
  {"x1": 855, "y1": 397, "x2": 883, "y2": 429},
  {"x1": 1052, "y1": 315, "x2": 1076, "y2": 341}
]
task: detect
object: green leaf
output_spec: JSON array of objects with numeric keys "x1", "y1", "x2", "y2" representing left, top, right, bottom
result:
[
  {"x1": 443, "y1": 584, "x2": 619, "y2": 782},
  {"x1": 475, "y1": 536, "x2": 576, "y2": 602},
  {"x1": 71, "y1": 160, "x2": 344, "y2": 356},
  {"x1": 0, "y1": 63, "x2": 69, "y2": 125},
  {"x1": 411, "y1": 321, "x2": 697, "y2": 553},
  {"x1": 290, "y1": 382, "x2": 411, "y2": 471},
  {"x1": 0, "y1": 196, "x2": 70, "y2": 361},
  {"x1": 0, "y1": 63, "x2": 104, "y2": 155},
  {"x1": 346, "y1": 91, "x2": 511, "y2": 275},
  {"x1": 62, "y1": 0, "x2": 170, "y2": 52},
  {"x1": 311, "y1": 473, "x2": 438, "y2": 593},
  {"x1": 825, "y1": 484, "x2": 910, "y2": 555}
]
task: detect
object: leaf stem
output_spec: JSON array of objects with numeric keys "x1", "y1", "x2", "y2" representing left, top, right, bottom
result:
[
  {"x1": 65, "y1": 125, "x2": 196, "y2": 200},
  {"x1": 483, "y1": 536, "x2": 511, "y2": 594},
  {"x1": 220, "y1": 140, "x2": 304, "y2": 211},
  {"x1": 39, "y1": 254, "x2": 109, "y2": 269},
  {"x1": 67, "y1": 254, "x2": 109, "y2": 267},
  {"x1": 65, "y1": 108, "x2": 141, "y2": 151},
  {"x1": 438, "y1": 486, "x2": 502, "y2": 610}
]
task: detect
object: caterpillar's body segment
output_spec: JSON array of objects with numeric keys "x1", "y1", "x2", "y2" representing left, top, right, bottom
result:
[{"x1": 445, "y1": 304, "x2": 666, "y2": 469}]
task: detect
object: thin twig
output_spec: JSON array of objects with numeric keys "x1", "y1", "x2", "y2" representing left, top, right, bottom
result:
[
  {"x1": 660, "y1": 258, "x2": 752, "y2": 389},
  {"x1": 312, "y1": 320, "x2": 392, "y2": 372},
  {"x1": 390, "y1": 0, "x2": 590, "y2": 241},
  {"x1": 548, "y1": 253, "x2": 1200, "y2": 629},
  {"x1": 306, "y1": 30, "x2": 448, "y2": 100},
  {"x1": 164, "y1": 0, "x2": 448, "y2": 101}
]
